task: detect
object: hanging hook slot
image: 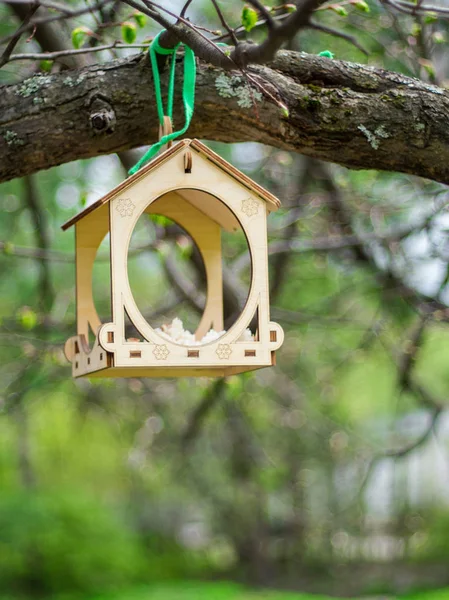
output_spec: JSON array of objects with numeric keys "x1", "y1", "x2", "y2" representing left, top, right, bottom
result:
[{"x1": 184, "y1": 150, "x2": 192, "y2": 173}]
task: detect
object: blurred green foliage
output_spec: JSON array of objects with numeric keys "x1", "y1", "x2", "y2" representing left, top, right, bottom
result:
[
  {"x1": 1, "y1": 0, "x2": 449, "y2": 598},
  {"x1": 0, "y1": 491, "x2": 144, "y2": 594},
  {"x1": 3, "y1": 580, "x2": 449, "y2": 600}
]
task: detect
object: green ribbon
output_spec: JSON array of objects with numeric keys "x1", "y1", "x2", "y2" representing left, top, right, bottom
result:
[
  {"x1": 318, "y1": 50, "x2": 335, "y2": 59},
  {"x1": 129, "y1": 31, "x2": 196, "y2": 176}
]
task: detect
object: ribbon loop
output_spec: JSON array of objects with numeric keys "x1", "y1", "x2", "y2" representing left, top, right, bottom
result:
[{"x1": 129, "y1": 31, "x2": 196, "y2": 176}]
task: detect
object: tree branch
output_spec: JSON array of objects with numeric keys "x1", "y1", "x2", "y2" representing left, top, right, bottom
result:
[
  {"x1": 22, "y1": 175, "x2": 54, "y2": 313},
  {"x1": 1, "y1": 50, "x2": 449, "y2": 184},
  {"x1": 307, "y1": 20, "x2": 369, "y2": 55},
  {"x1": 181, "y1": 378, "x2": 227, "y2": 450}
]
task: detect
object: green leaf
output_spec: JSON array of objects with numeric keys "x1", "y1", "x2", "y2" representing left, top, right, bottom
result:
[
  {"x1": 329, "y1": 4, "x2": 348, "y2": 16},
  {"x1": 420, "y1": 59, "x2": 435, "y2": 78},
  {"x1": 17, "y1": 307, "x2": 38, "y2": 331},
  {"x1": 241, "y1": 5, "x2": 258, "y2": 32},
  {"x1": 227, "y1": 376, "x2": 244, "y2": 399},
  {"x1": 133, "y1": 12, "x2": 147, "y2": 28},
  {"x1": 71, "y1": 27, "x2": 88, "y2": 49},
  {"x1": 411, "y1": 23, "x2": 421, "y2": 37},
  {"x1": 39, "y1": 60, "x2": 53, "y2": 73},
  {"x1": 121, "y1": 21, "x2": 137, "y2": 44},
  {"x1": 354, "y1": 0, "x2": 370, "y2": 12},
  {"x1": 424, "y1": 12, "x2": 437, "y2": 23},
  {"x1": 2, "y1": 242, "x2": 14, "y2": 255},
  {"x1": 279, "y1": 103, "x2": 289, "y2": 118},
  {"x1": 176, "y1": 236, "x2": 192, "y2": 260}
]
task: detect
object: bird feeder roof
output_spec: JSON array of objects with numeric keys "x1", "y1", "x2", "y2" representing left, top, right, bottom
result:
[{"x1": 61, "y1": 138, "x2": 281, "y2": 231}]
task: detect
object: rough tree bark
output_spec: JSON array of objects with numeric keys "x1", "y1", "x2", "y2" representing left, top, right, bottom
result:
[{"x1": 1, "y1": 50, "x2": 449, "y2": 184}]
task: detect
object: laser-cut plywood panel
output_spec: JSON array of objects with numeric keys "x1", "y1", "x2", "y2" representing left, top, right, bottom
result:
[{"x1": 62, "y1": 139, "x2": 283, "y2": 378}]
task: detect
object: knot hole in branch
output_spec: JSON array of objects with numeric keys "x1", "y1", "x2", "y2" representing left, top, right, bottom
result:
[{"x1": 87, "y1": 94, "x2": 116, "y2": 135}]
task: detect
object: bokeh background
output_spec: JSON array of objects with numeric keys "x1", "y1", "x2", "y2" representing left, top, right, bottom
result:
[{"x1": 2, "y1": 1, "x2": 449, "y2": 598}]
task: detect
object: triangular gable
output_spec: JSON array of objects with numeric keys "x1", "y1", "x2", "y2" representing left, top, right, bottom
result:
[
  {"x1": 62, "y1": 139, "x2": 280, "y2": 231},
  {"x1": 189, "y1": 139, "x2": 280, "y2": 210}
]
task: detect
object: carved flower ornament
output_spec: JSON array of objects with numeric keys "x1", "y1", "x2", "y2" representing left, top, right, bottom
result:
[
  {"x1": 115, "y1": 198, "x2": 135, "y2": 217},
  {"x1": 241, "y1": 197, "x2": 259, "y2": 218},
  {"x1": 216, "y1": 344, "x2": 232, "y2": 359},
  {"x1": 153, "y1": 345, "x2": 170, "y2": 360}
]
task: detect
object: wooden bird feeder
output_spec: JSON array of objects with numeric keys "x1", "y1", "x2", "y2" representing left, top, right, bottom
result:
[{"x1": 62, "y1": 139, "x2": 284, "y2": 378}]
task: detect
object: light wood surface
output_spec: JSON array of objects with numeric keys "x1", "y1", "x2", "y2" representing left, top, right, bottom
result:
[
  {"x1": 63, "y1": 140, "x2": 284, "y2": 378},
  {"x1": 176, "y1": 189, "x2": 240, "y2": 232},
  {"x1": 75, "y1": 203, "x2": 110, "y2": 341}
]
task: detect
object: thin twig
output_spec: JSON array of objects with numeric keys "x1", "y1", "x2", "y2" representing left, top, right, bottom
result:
[
  {"x1": 211, "y1": 0, "x2": 239, "y2": 45},
  {"x1": 308, "y1": 20, "x2": 369, "y2": 55},
  {"x1": 358, "y1": 404, "x2": 441, "y2": 499},
  {"x1": 0, "y1": 240, "x2": 161, "y2": 262},
  {"x1": 6, "y1": 0, "x2": 76, "y2": 13},
  {"x1": 6, "y1": 41, "x2": 150, "y2": 62},
  {"x1": 383, "y1": 0, "x2": 449, "y2": 17},
  {"x1": 180, "y1": 0, "x2": 194, "y2": 18},
  {"x1": 0, "y1": 1, "x2": 39, "y2": 68},
  {"x1": 212, "y1": 12, "x2": 290, "y2": 42},
  {"x1": 396, "y1": 315, "x2": 428, "y2": 388}
]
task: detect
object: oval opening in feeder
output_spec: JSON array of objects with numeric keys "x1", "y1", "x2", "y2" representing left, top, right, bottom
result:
[
  {"x1": 126, "y1": 189, "x2": 255, "y2": 348},
  {"x1": 127, "y1": 212, "x2": 208, "y2": 340}
]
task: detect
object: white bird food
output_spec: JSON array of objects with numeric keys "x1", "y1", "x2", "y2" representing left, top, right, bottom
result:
[{"x1": 155, "y1": 317, "x2": 254, "y2": 346}]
